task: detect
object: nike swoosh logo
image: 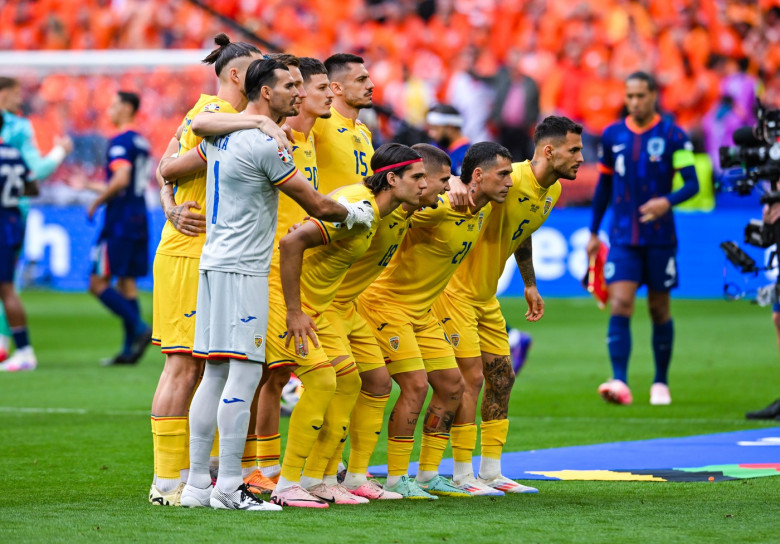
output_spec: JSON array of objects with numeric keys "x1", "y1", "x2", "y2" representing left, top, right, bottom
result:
[
  {"x1": 240, "y1": 316, "x2": 257, "y2": 323},
  {"x1": 612, "y1": 144, "x2": 626, "y2": 153},
  {"x1": 184, "y1": 311, "x2": 196, "y2": 318},
  {"x1": 223, "y1": 398, "x2": 245, "y2": 404}
]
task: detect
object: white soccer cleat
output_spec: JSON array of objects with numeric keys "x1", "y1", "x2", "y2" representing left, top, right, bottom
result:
[
  {"x1": 149, "y1": 482, "x2": 185, "y2": 506},
  {"x1": 326, "y1": 483, "x2": 369, "y2": 504},
  {"x1": 180, "y1": 483, "x2": 214, "y2": 508},
  {"x1": 478, "y1": 474, "x2": 538, "y2": 494},
  {"x1": 452, "y1": 476, "x2": 505, "y2": 497},
  {"x1": 345, "y1": 479, "x2": 403, "y2": 500},
  {"x1": 0, "y1": 349, "x2": 37, "y2": 372},
  {"x1": 650, "y1": 383, "x2": 672, "y2": 405},
  {"x1": 210, "y1": 483, "x2": 282, "y2": 511}
]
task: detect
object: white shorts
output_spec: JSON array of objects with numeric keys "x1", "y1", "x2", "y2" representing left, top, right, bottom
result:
[{"x1": 193, "y1": 270, "x2": 269, "y2": 363}]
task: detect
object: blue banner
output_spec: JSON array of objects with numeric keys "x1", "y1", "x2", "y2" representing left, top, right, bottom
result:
[{"x1": 20, "y1": 205, "x2": 774, "y2": 298}]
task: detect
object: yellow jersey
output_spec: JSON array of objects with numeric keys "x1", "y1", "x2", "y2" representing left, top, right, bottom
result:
[
  {"x1": 156, "y1": 94, "x2": 237, "y2": 258},
  {"x1": 335, "y1": 206, "x2": 410, "y2": 304},
  {"x1": 311, "y1": 107, "x2": 374, "y2": 194},
  {"x1": 269, "y1": 183, "x2": 380, "y2": 314},
  {"x1": 359, "y1": 195, "x2": 490, "y2": 318},
  {"x1": 446, "y1": 160, "x2": 561, "y2": 303},
  {"x1": 268, "y1": 128, "x2": 318, "y2": 280}
]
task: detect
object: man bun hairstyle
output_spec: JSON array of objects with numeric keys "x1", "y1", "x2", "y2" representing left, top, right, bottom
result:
[{"x1": 201, "y1": 33, "x2": 262, "y2": 77}]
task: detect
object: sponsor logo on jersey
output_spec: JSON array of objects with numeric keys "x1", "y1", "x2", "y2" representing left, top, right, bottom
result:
[
  {"x1": 223, "y1": 397, "x2": 244, "y2": 404},
  {"x1": 337, "y1": 128, "x2": 348, "y2": 133},
  {"x1": 203, "y1": 103, "x2": 221, "y2": 112},
  {"x1": 647, "y1": 137, "x2": 665, "y2": 162},
  {"x1": 441, "y1": 317, "x2": 451, "y2": 324},
  {"x1": 108, "y1": 145, "x2": 126, "y2": 158},
  {"x1": 389, "y1": 336, "x2": 400, "y2": 351},
  {"x1": 518, "y1": 196, "x2": 530, "y2": 203},
  {"x1": 455, "y1": 219, "x2": 466, "y2": 226},
  {"x1": 254, "y1": 335, "x2": 263, "y2": 348},
  {"x1": 388, "y1": 222, "x2": 398, "y2": 229},
  {"x1": 612, "y1": 144, "x2": 626, "y2": 153},
  {"x1": 450, "y1": 333, "x2": 460, "y2": 348},
  {"x1": 240, "y1": 316, "x2": 257, "y2": 323},
  {"x1": 377, "y1": 323, "x2": 388, "y2": 331},
  {"x1": 544, "y1": 196, "x2": 553, "y2": 215},
  {"x1": 184, "y1": 310, "x2": 196, "y2": 318}
]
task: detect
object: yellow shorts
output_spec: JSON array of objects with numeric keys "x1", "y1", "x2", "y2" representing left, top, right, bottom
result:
[
  {"x1": 264, "y1": 296, "x2": 350, "y2": 374},
  {"x1": 152, "y1": 253, "x2": 200, "y2": 354},
  {"x1": 431, "y1": 291, "x2": 510, "y2": 358},
  {"x1": 356, "y1": 301, "x2": 456, "y2": 375},
  {"x1": 324, "y1": 300, "x2": 385, "y2": 374}
]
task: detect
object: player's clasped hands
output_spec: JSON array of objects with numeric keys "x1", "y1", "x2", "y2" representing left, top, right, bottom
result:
[
  {"x1": 340, "y1": 197, "x2": 375, "y2": 229},
  {"x1": 447, "y1": 175, "x2": 475, "y2": 213},
  {"x1": 164, "y1": 199, "x2": 206, "y2": 237},
  {"x1": 285, "y1": 309, "x2": 320, "y2": 357}
]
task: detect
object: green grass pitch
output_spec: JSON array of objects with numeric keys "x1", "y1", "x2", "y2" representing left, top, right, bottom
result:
[{"x1": 2, "y1": 292, "x2": 778, "y2": 543}]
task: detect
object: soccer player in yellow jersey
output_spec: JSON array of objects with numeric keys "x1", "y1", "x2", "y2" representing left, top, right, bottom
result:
[
  {"x1": 434, "y1": 116, "x2": 584, "y2": 494},
  {"x1": 252, "y1": 57, "x2": 334, "y2": 487},
  {"x1": 148, "y1": 34, "x2": 287, "y2": 507},
  {"x1": 263, "y1": 144, "x2": 426, "y2": 508},
  {"x1": 357, "y1": 142, "x2": 514, "y2": 499},
  {"x1": 332, "y1": 143, "x2": 453, "y2": 500},
  {"x1": 311, "y1": 53, "x2": 375, "y2": 194}
]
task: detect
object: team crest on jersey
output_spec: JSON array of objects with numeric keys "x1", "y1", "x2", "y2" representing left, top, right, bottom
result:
[
  {"x1": 358, "y1": 130, "x2": 370, "y2": 145},
  {"x1": 389, "y1": 336, "x2": 400, "y2": 351},
  {"x1": 278, "y1": 146, "x2": 293, "y2": 163},
  {"x1": 450, "y1": 333, "x2": 460, "y2": 348},
  {"x1": 203, "y1": 103, "x2": 221, "y2": 112},
  {"x1": 254, "y1": 335, "x2": 264, "y2": 348},
  {"x1": 647, "y1": 137, "x2": 665, "y2": 162},
  {"x1": 543, "y1": 196, "x2": 553, "y2": 215}
]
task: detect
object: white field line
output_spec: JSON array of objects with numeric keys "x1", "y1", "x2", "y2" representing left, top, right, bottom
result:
[{"x1": 0, "y1": 406, "x2": 764, "y2": 425}]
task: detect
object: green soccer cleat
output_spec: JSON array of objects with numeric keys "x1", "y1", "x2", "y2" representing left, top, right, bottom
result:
[
  {"x1": 416, "y1": 475, "x2": 473, "y2": 498},
  {"x1": 384, "y1": 475, "x2": 437, "y2": 500}
]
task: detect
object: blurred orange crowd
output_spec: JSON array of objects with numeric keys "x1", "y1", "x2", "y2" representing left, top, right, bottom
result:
[{"x1": 2, "y1": 0, "x2": 779, "y2": 179}]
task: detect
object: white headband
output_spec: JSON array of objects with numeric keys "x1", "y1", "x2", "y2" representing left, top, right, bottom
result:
[{"x1": 426, "y1": 111, "x2": 463, "y2": 127}]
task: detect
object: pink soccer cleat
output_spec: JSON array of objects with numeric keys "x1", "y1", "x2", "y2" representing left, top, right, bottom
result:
[{"x1": 598, "y1": 379, "x2": 633, "y2": 405}]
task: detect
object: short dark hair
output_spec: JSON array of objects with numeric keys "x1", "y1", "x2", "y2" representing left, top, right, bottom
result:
[
  {"x1": 0, "y1": 77, "x2": 19, "y2": 92},
  {"x1": 324, "y1": 53, "x2": 365, "y2": 81},
  {"x1": 266, "y1": 53, "x2": 300, "y2": 68},
  {"x1": 117, "y1": 91, "x2": 140, "y2": 114},
  {"x1": 461, "y1": 142, "x2": 512, "y2": 183},
  {"x1": 363, "y1": 143, "x2": 422, "y2": 194},
  {"x1": 412, "y1": 143, "x2": 452, "y2": 172},
  {"x1": 625, "y1": 71, "x2": 657, "y2": 92},
  {"x1": 533, "y1": 115, "x2": 583, "y2": 146},
  {"x1": 201, "y1": 33, "x2": 262, "y2": 77},
  {"x1": 245, "y1": 59, "x2": 289, "y2": 102},
  {"x1": 298, "y1": 57, "x2": 328, "y2": 83}
]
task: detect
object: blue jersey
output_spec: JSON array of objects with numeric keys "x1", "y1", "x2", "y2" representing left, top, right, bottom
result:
[
  {"x1": 447, "y1": 137, "x2": 470, "y2": 176},
  {"x1": 101, "y1": 129, "x2": 150, "y2": 241},
  {"x1": 0, "y1": 142, "x2": 33, "y2": 247},
  {"x1": 597, "y1": 115, "x2": 696, "y2": 247}
]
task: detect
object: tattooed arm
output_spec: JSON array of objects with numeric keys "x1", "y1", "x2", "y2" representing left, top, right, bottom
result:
[{"x1": 514, "y1": 236, "x2": 544, "y2": 321}]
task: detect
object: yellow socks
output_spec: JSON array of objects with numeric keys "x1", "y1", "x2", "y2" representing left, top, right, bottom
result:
[
  {"x1": 242, "y1": 434, "x2": 257, "y2": 476},
  {"x1": 257, "y1": 433, "x2": 281, "y2": 476},
  {"x1": 279, "y1": 365, "x2": 336, "y2": 483},
  {"x1": 386, "y1": 436, "x2": 415, "y2": 477},
  {"x1": 347, "y1": 391, "x2": 389, "y2": 476},
  {"x1": 154, "y1": 416, "x2": 188, "y2": 480},
  {"x1": 451, "y1": 423, "x2": 477, "y2": 463},
  {"x1": 480, "y1": 419, "x2": 509, "y2": 479}
]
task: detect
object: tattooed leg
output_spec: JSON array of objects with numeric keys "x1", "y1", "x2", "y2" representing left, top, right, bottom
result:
[
  {"x1": 388, "y1": 369, "x2": 429, "y2": 437},
  {"x1": 481, "y1": 354, "x2": 515, "y2": 421},
  {"x1": 425, "y1": 368, "x2": 465, "y2": 433}
]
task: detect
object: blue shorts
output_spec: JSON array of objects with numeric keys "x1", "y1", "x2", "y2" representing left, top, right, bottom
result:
[
  {"x1": 604, "y1": 245, "x2": 678, "y2": 292},
  {"x1": 90, "y1": 237, "x2": 149, "y2": 278},
  {"x1": 772, "y1": 303, "x2": 780, "y2": 313},
  {"x1": 0, "y1": 245, "x2": 20, "y2": 283}
]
